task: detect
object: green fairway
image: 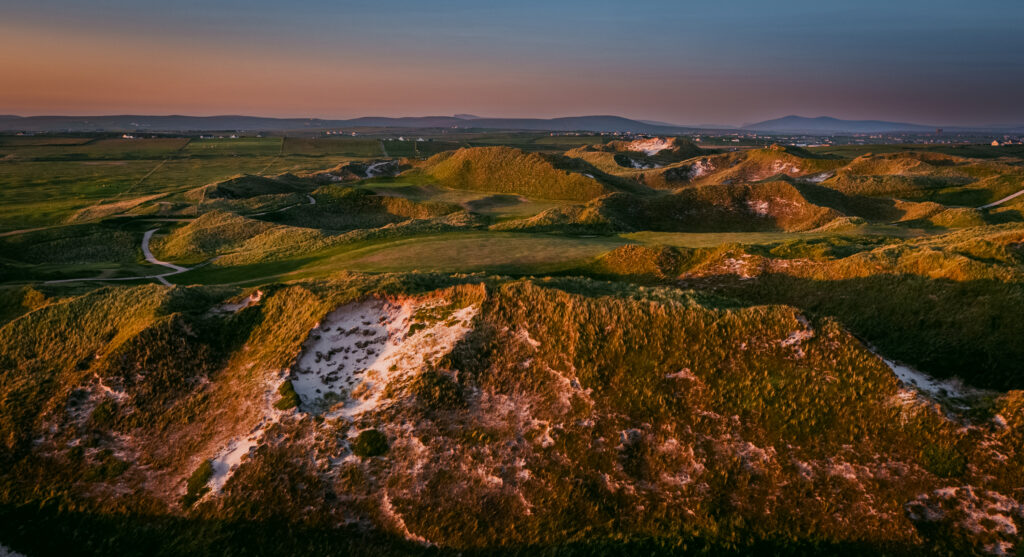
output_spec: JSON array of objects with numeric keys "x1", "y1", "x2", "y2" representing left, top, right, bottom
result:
[
  {"x1": 338, "y1": 232, "x2": 626, "y2": 273},
  {"x1": 621, "y1": 225, "x2": 922, "y2": 248},
  {"x1": 170, "y1": 232, "x2": 627, "y2": 285}
]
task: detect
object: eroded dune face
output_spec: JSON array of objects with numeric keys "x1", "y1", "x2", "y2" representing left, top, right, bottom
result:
[
  {"x1": 289, "y1": 298, "x2": 478, "y2": 416},
  {"x1": 626, "y1": 137, "x2": 674, "y2": 156}
]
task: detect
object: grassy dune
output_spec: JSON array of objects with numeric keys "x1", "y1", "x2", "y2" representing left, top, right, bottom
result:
[
  {"x1": 415, "y1": 146, "x2": 626, "y2": 201},
  {"x1": 3, "y1": 134, "x2": 1024, "y2": 553},
  {"x1": 1, "y1": 274, "x2": 1021, "y2": 554}
]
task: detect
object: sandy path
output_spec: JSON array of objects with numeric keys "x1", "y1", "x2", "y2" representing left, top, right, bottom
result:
[
  {"x1": 979, "y1": 185, "x2": 1024, "y2": 209},
  {"x1": 46, "y1": 228, "x2": 192, "y2": 286},
  {"x1": 365, "y1": 160, "x2": 394, "y2": 177},
  {"x1": 249, "y1": 192, "x2": 316, "y2": 217},
  {"x1": 141, "y1": 229, "x2": 188, "y2": 272}
]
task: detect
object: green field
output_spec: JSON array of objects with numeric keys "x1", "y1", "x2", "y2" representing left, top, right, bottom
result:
[
  {"x1": 184, "y1": 137, "x2": 283, "y2": 156},
  {"x1": 621, "y1": 225, "x2": 923, "y2": 247},
  {"x1": 0, "y1": 136, "x2": 398, "y2": 232},
  {"x1": 314, "y1": 232, "x2": 625, "y2": 274},
  {"x1": 282, "y1": 137, "x2": 383, "y2": 156}
]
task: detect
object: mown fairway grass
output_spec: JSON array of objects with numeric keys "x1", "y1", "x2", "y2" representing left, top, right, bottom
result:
[
  {"x1": 623, "y1": 224, "x2": 925, "y2": 247},
  {"x1": 169, "y1": 232, "x2": 628, "y2": 285},
  {"x1": 339, "y1": 232, "x2": 626, "y2": 273}
]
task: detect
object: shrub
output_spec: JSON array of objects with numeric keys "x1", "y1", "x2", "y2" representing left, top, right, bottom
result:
[
  {"x1": 351, "y1": 429, "x2": 389, "y2": 458},
  {"x1": 274, "y1": 380, "x2": 300, "y2": 410},
  {"x1": 411, "y1": 369, "x2": 465, "y2": 411},
  {"x1": 83, "y1": 449, "x2": 130, "y2": 482},
  {"x1": 89, "y1": 400, "x2": 119, "y2": 429},
  {"x1": 182, "y1": 460, "x2": 213, "y2": 507},
  {"x1": 921, "y1": 443, "x2": 967, "y2": 478}
]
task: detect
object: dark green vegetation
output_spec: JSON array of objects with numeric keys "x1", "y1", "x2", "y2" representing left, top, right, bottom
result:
[
  {"x1": 182, "y1": 460, "x2": 214, "y2": 507},
  {"x1": 351, "y1": 429, "x2": 389, "y2": 458},
  {"x1": 2, "y1": 132, "x2": 1024, "y2": 555}
]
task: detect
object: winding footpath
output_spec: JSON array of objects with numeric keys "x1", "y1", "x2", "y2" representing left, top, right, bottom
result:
[
  {"x1": 979, "y1": 184, "x2": 1024, "y2": 209},
  {"x1": 47, "y1": 228, "x2": 192, "y2": 286},
  {"x1": 249, "y1": 191, "x2": 316, "y2": 216},
  {"x1": 140, "y1": 229, "x2": 189, "y2": 284}
]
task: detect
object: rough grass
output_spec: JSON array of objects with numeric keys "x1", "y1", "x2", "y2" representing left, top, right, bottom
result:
[
  {"x1": 415, "y1": 146, "x2": 623, "y2": 201},
  {"x1": 0, "y1": 274, "x2": 1021, "y2": 553},
  {"x1": 497, "y1": 181, "x2": 844, "y2": 234}
]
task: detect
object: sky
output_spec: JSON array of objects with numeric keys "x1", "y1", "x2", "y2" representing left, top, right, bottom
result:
[{"x1": 2, "y1": 0, "x2": 1023, "y2": 126}]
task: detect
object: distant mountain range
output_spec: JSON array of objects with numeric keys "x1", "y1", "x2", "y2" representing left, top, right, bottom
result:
[
  {"x1": 0, "y1": 114, "x2": 698, "y2": 134},
  {"x1": 743, "y1": 115, "x2": 1024, "y2": 134},
  {"x1": 0, "y1": 113, "x2": 1019, "y2": 135}
]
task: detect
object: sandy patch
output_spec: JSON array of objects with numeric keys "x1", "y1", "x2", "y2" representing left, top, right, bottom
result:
[
  {"x1": 627, "y1": 137, "x2": 673, "y2": 156},
  {"x1": 211, "y1": 290, "x2": 263, "y2": 314},
  {"x1": 288, "y1": 298, "x2": 477, "y2": 417}
]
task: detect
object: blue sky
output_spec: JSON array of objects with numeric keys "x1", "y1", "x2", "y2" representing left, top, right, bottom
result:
[{"x1": 3, "y1": 0, "x2": 1022, "y2": 125}]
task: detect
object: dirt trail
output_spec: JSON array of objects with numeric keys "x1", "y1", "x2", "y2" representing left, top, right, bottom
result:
[
  {"x1": 249, "y1": 192, "x2": 316, "y2": 217},
  {"x1": 979, "y1": 184, "x2": 1024, "y2": 209},
  {"x1": 140, "y1": 229, "x2": 188, "y2": 284},
  {"x1": 46, "y1": 228, "x2": 192, "y2": 286}
]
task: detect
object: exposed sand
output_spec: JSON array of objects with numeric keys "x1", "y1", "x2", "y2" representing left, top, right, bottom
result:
[
  {"x1": 211, "y1": 290, "x2": 263, "y2": 314},
  {"x1": 627, "y1": 137, "x2": 673, "y2": 156},
  {"x1": 289, "y1": 298, "x2": 477, "y2": 417}
]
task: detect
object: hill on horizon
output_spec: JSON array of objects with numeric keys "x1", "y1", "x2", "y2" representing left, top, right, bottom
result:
[
  {"x1": 0, "y1": 114, "x2": 697, "y2": 134},
  {"x1": 745, "y1": 115, "x2": 940, "y2": 134}
]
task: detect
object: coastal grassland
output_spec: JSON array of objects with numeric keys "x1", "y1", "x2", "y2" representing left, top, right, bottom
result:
[
  {"x1": 809, "y1": 142, "x2": 1024, "y2": 160},
  {"x1": 183, "y1": 137, "x2": 283, "y2": 156},
  {"x1": 0, "y1": 222, "x2": 155, "y2": 283},
  {"x1": 161, "y1": 224, "x2": 922, "y2": 288},
  {"x1": 0, "y1": 136, "x2": 93, "y2": 147},
  {"x1": 0, "y1": 160, "x2": 160, "y2": 231},
  {"x1": 621, "y1": 225, "x2": 919, "y2": 248},
  {"x1": 358, "y1": 175, "x2": 565, "y2": 220},
  {"x1": 0, "y1": 138, "x2": 189, "y2": 161},
  {"x1": 0, "y1": 155, "x2": 342, "y2": 231},
  {"x1": 589, "y1": 224, "x2": 1024, "y2": 391},
  {"x1": 170, "y1": 231, "x2": 627, "y2": 284},
  {"x1": 265, "y1": 186, "x2": 463, "y2": 231},
  {"x1": 333, "y1": 232, "x2": 625, "y2": 274},
  {"x1": 0, "y1": 274, "x2": 1020, "y2": 553},
  {"x1": 282, "y1": 137, "x2": 384, "y2": 157},
  {"x1": 414, "y1": 146, "x2": 631, "y2": 201}
]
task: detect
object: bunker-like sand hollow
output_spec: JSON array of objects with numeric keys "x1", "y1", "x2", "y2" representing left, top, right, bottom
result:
[{"x1": 288, "y1": 297, "x2": 477, "y2": 416}]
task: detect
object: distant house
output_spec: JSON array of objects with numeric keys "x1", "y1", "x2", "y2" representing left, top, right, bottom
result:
[
  {"x1": 992, "y1": 140, "x2": 1001, "y2": 146},
  {"x1": 122, "y1": 134, "x2": 136, "y2": 139}
]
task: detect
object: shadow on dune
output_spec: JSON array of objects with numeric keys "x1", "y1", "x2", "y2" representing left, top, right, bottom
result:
[
  {"x1": 685, "y1": 272, "x2": 1024, "y2": 391},
  {"x1": 0, "y1": 502, "x2": 924, "y2": 557}
]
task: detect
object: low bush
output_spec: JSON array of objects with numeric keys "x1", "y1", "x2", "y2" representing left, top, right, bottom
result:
[
  {"x1": 182, "y1": 460, "x2": 213, "y2": 507},
  {"x1": 274, "y1": 380, "x2": 300, "y2": 410},
  {"x1": 351, "y1": 429, "x2": 389, "y2": 458},
  {"x1": 411, "y1": 369, "x2": 465, "y2": 411}
]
